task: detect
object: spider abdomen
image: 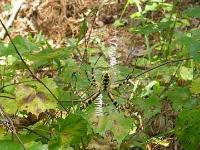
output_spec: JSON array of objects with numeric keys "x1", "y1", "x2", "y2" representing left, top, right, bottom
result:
[{"x1": 102, "y1": 73, "x2": 110, "y2": 91}]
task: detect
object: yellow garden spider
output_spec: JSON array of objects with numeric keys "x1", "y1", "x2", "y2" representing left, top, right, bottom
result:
[{"x1": 79, "y1": 59, "x2": 135, "y2": 111}]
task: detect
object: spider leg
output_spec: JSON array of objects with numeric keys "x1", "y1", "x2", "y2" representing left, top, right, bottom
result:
[
  {"x1": 89, "y1": 54, "x2": 103, "y2": 86},
  {"x1": 108, "y1": 91, "x2": 136, "y2": 114},
  {"x1": 80, "y1": 89, "x2": 101, "y2": 110},
  {"x1": 91, "y1": 67, "x2": 97, "y2": 86},
  {"x1": 107, "y1": 92, "x2": 122, "y2": 111},
  {"x1": 84, "y1": 68, "x2": 97, "y2": 87},
  {"x1": 111, "y1": 78, "x2": 133, "y2": 90}
]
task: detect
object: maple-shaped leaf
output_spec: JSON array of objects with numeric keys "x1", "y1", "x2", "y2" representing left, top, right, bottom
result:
[
  {"x1": 56, "y1": 114, "x2": 88, "y2": 146},
  {"x1": 16, "y1": 82, "x2": 57, "y2": 117},
  {"x1": 90, "y1": 111, "x2": 133, "y2": 144},
  {"x1": 133, "y1": 95, "x2": 161, "y2": 119}
]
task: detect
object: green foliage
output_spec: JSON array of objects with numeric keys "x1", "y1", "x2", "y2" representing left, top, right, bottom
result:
[
  {"x1": 0, "y1": 0, "x2": 200, "y2": 149},
  {"x1": 10, "y1": 77, "x2": 58, "y2": 116},
  {"x1": 184, "y1": 6, "x2": 200, "y2": 18},
  {"x1": 56, "y1": 114, "x2": 88, "y2": 146},
  {"x1": 0, "y1": 140, "x2": 23, "y2": 150},
  {"x1": 93, "y1": 112, "x2": 133, "y2": 143},
  {"x1": 190, "y1": 78, "x2": 200, "y2": 94},
  {"x1": 166, "y1": 87, "x2": 194, "y2": 111},
  {"x1": 175, "y1": 32, "x2": 200, "y2": 62},
  {"x1": 179, "y1": 66, "x2": 193, "y2": 80},
  {"x1": 25, "y1": 141, "x2": 48, "y2": 150},
  {"x1": 134, "y1": 95, "x2": 161, "y2": 119},
  {"x1": 175, "y1": 108, "x2": 200, "y2": 150}
]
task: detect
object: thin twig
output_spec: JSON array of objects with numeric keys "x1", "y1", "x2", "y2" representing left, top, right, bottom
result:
[
  {"x1": 22, "y1": 126, "x2": 49, "y2": 141},
  {"x1": 0, "y1": 19, "x2": 67, "y2": 111},
  {"x1": 159, "y1": 62, "x2": 183, "y2": 97},
  {"x1": 0, "y1": 105, "x2": 26, "y2": 149},
  {"x1": 119, "y1": 57, "x2": 192, "y2": 82},
  {"x1": 0, "y1": 95, "x2": 15, "y2": 99}
]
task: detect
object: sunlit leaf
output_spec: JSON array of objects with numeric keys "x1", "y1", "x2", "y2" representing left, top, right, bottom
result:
[
  {"x1": 151, "y1": 137, "x2": 170, "y2": 147},
  {"x1": 179, "y1": 66, "x2": 193, "y2": 80},
  {"x1": 16, "y1": 79, "x2": 58, "y2": 116},
  {"x1": 144, "y1": 3, "x2": 158, "y2": 12},
  {"x1": 0, "y1": 96, "x2": 18, "y2": 114},
  {"x1": 190, "y1": 78, "x2": 200, "y2": 94},
  {"x1": 25, "y1": 141, "x2": 48, "y2": 150},
  {"x1": 113, "y1": 19, "x2": 127, "y2": 27}
]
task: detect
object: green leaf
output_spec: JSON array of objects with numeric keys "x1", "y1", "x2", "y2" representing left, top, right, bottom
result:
[
  {"x1": 144, "y1": 3, "x2": 158, "y2": 12},
  {"x1": 113, "y1": 19, "x2": 127, "y2": 27},
  {"x1": 174, "y1": 32, "x2": 192, "y2": 48},
  {"x1": 0, "y1": 96, "x2": 18, "y2": 114},
  {"x1": 27, "y1": 47, "x2": 71, "y2": 64},
  {"x1": 26, "y1": 141, "x2": 48, "y2": 150},
  {"x1": 184, "y1": 6, "x2": 200, "y2": 18},
  {"x1": 77, "y1": 19, "x2": 88, "y2": 43},
  {"x1": 7, "y1": 35, "x2": 38, "y2": 55},
  {"x1": 190, "y1": 78, "x2": 200, "y2": 94},
  {"x1": 131, "y1": 23, "x2": 159, "y2": 35},
  {"x1": 134, "y1": 95, "x2": 161, "y2": 119},
  {"x1": 16, "y1": 78, "x2": 58, "y2": 116},
  {"x1": 179, "y1": 66, "x2": 193, "y2": 80},
  {"x1": 92, "y1": 112, "x2": 133, "y2": 143},
  {"x1": 48, "y1": 136, "x2": 61, "y2": 150},
  {"x1": 158, "y1": 3, "x2": 173, "y2": 11},
  {"x1": 0, "y1": 140, "x2": 23, "y2": 150},
  {"x1": 120, "y1": 131, "x2": 147, "y2": 149},
  {"x1": 35, "y1": 77, "x2": 59, "y2": 103},
  {"x1": 166, "y1": 87, "x2": 191, "y2": 111},
  {"x1": 175, "y1": 108, "x2": 200, "y2": 150},
  {"x1": 175, "y1": 32, "x2": 200, "y2": 62},
  {"x1": 0, "y1": 42, "x2": 6, "y2": 57},
  {"x1": 57, "y1": 114, "x2": 88, "y2": 146},
  {"x1": 130, "y1": 12, "x2": 142, "y2": 18},
  {"x1": 2, "y1": 3, "x2": 12, "y2": 11},
  {"x1": 189, "y1": 41, "x2": 200, "y2": 62},
  {"x1": 141, "y1": 80, "x2": 160, "y2": 97}
]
